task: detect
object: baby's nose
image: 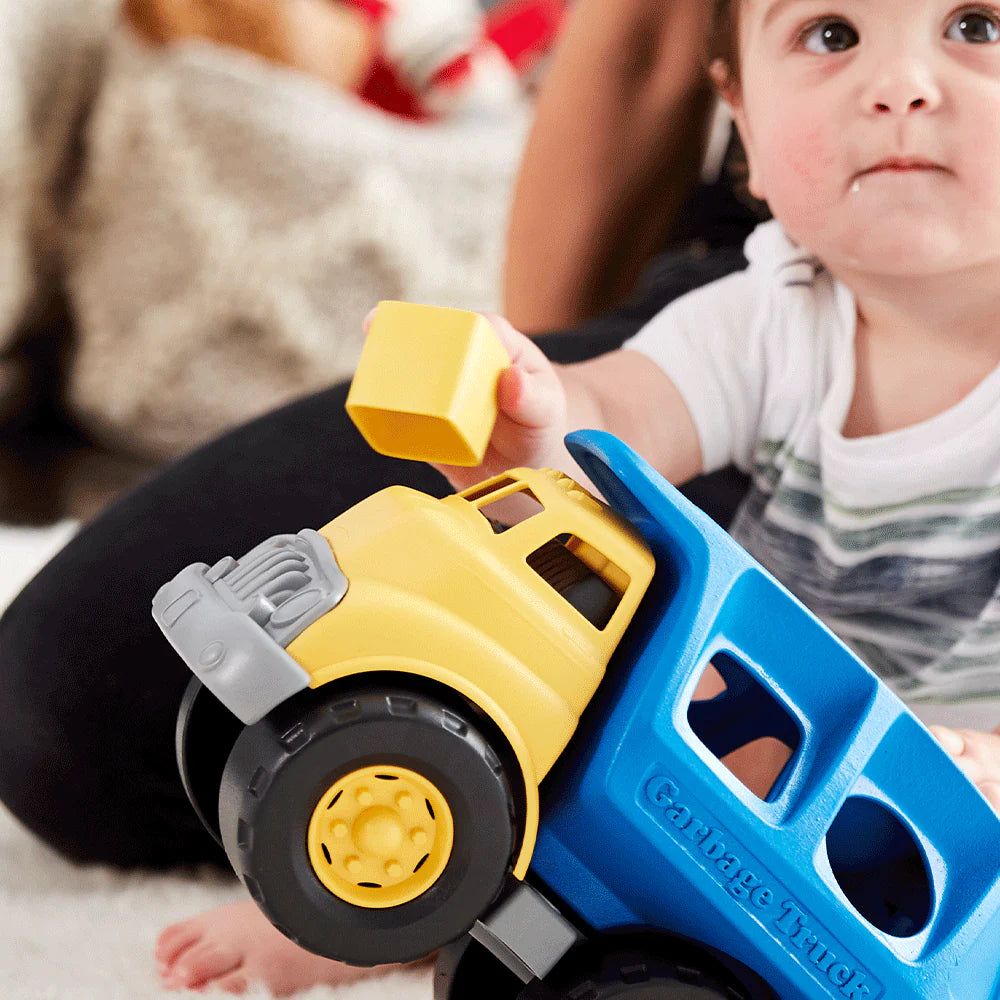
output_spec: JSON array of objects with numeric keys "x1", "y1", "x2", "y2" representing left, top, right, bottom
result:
[{"x1": 861, "y1": 59, "x2": 942, "y2": 115}]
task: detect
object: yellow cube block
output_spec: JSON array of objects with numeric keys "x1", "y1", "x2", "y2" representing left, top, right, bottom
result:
[{"x1": 346, "y1": 301, "x2": 510, "y2": 466}]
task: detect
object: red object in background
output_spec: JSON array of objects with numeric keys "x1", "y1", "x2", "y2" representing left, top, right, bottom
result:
[
  {"x1": 346, "y1": 0, "x2": 567, "y2": 121},
  {"x1": 346, "y1": 0, "x2": 388, "y2": 16},
  {"x1": 360, "y1": 60, "x2": 430, "y2": 121},
  {"x1": 485, "y1": 0, "x2": 565, "y2": 74}
]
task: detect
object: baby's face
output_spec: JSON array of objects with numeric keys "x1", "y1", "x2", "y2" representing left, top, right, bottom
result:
[{"x1": 726, "y1": 0, "x2": 1000, "y2": 281}]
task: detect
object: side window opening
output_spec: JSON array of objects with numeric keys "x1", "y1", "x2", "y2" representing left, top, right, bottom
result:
[
  {"x1": 825, "y1": 797, "x2": 932, "y2": 937},
  {"x1": 473, "y1": 486, "x2": 546, "y2": 535},
  {"x1": 527, "y1": 534, "x2": 627, "y2": 629},
  {"x1": 687, "y1": 652, "x2": 801, "y2": 802}
]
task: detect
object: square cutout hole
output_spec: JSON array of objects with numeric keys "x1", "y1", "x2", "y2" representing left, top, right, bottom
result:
[
  {"x1": 687, "y1": 652, "x2": 801, "y2": 802},
  {"x1": 474, "y1": 486, "x2": 545, "y2": 533}
]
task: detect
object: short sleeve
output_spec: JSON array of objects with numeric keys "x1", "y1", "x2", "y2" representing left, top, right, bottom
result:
[{"x1": 624, "y1": 264, "x2": 771, "y2": 474}]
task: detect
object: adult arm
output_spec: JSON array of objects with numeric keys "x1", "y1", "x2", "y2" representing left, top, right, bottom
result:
[{"x1": 503, "y1": 0, "x2": 717, "y2": 333}]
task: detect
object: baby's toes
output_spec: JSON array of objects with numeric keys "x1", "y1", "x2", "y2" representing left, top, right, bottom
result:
[
  {"x1": 210, "y1": 970, "x2": 252, "y2": 995},
  {"x1": 162, "y1": 941, "x2": 241, "y2": 990},
  {"x1": 155, "y1": 920, "x2": 201, "y2": 970}
]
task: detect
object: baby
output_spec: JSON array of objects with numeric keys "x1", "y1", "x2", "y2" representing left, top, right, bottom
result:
[
  {"x1": 444, "y1": 0, "x2": 1000, "y2": 803},
  {"x1": 158, "y1": 0, "x2": 1000, "y2": 993}
]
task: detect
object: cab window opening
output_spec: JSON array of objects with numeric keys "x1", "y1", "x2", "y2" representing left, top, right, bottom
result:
[
  {"x1": 474, "y1": 487, "x2": 546, "y2": 534},
  {"x1": 461, "y1": 477, "x2": 517, "y2": 503},
  {"x1": 527, "y1": 533, "x2": 627, "y2": 630}
]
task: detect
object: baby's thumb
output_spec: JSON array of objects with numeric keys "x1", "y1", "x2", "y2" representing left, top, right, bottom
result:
[{"x1": 496, "y1": 362, "x2": 561, "y2": 431}]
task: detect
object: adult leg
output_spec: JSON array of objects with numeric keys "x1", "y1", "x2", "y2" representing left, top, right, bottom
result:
[{"x1": 0, "y1": 379, "x2": 447, "y2": 868}]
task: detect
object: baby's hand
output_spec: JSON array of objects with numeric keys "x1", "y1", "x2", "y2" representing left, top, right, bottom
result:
[
  {"x1": 433, "y1": 313, "x2": 568, "y2": 492},
  {"x1": 929, "y1": 725, "x2": 1000, "y2": 811}
]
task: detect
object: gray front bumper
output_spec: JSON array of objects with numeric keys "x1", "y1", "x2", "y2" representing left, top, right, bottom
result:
[{"x1": 152, "y1": 528, "x2": 348, "y2": 724}]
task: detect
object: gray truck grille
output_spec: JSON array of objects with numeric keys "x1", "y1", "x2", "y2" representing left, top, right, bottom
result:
[{"x1": 209, "y1": 529, "x2": 349, "y2": 647}]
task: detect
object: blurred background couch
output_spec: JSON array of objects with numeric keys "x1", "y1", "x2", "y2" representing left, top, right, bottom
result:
[{"x1": 0, "y1": 0, "x2": 560, "y2": 523}]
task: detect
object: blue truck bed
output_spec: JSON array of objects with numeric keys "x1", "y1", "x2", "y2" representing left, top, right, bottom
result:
[{"x1": 527, "y1": 430, "x2": 1000, "y2": 999}]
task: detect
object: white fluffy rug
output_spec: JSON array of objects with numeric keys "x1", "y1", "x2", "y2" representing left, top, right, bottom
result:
[{"x1": 0, "y1": 523, "x2": 433, "y2": 1000}]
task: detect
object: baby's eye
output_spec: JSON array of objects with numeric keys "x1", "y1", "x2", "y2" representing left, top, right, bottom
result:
[
  {"x1": 945, "y1": 8, "x2": 1000, "y2": 43},
  {"x1": 800, "y1": 18, "x2": 859, "y2": 54}
]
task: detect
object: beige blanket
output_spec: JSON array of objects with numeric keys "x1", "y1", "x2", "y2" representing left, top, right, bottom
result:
[{"x1": 0, "y1": 0, "x2": 528, "y2": 466}]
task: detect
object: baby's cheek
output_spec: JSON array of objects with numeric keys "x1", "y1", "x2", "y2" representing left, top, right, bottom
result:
[
  {"x1": 778, "y1": 123, "x2": 836, "y2": 184},
  {"x1": 963, "y1": 147, "x2": 1000, "y2": 220},
  {"x1": 761, "y1": 122, "x2": 840, "y2": 220}
]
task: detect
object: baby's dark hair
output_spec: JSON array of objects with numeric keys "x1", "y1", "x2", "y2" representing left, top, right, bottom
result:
[
  {"x1": 708, "y1": 0, "x2": 740, "y2": 86},
  {"x1": 706, "y1": 0, "x2": 770, "y2": 215}
]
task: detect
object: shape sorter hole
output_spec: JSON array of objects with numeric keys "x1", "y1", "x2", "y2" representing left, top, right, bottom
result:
[
  {"x1": 687, "y1": 652, "x2": 800, "y2": 802},
  {"x1": 825, "y1": 796, "x2": 932, "y2": 937}
]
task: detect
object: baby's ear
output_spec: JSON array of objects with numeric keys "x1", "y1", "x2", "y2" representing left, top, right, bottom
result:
[
  {"x1": 708, "y1": 59, "x2": 765, "y2": 202},
  {"x1": 708, "y1": 59, "x2": 737, "y2": 102}
]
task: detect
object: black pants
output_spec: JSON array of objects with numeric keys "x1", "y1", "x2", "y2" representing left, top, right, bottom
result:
[{"x1": 0, "y1": 244, "x2": 750, "y2": 869}]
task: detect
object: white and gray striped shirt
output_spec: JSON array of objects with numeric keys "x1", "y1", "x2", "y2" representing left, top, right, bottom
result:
[{"x1": 627, "y1": 221, "x2": 1000, "y2": 705}]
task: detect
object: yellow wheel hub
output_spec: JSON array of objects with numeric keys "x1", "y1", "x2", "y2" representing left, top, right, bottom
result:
[{"x1": 307, "y1": 764, "x2": 454, "y2": 908}]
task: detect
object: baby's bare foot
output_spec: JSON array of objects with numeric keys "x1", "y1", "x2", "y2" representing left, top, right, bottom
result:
[
  {"x1": 155, "y1": 899, "x2": 414, "y2": 995},
  {"x1": 930, "y1": 725, "x2": 1000, "y2": 811}
]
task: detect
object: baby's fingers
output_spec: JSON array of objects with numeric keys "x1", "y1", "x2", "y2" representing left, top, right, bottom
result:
[
  {"x1": 481, "y1": 313, "x2": 547, "y2": 374},
  {"x1": 980, "y1": 781, "x2": 1000, "y2": 811},
  {"x1": 485, "y1": 314, "x2": 565, "y2": 463},
  {"x1": 929, "y1": 725, "x2": 965, "y2": 757},
  {"x1": 496, "y1": 362, "x2": 563, "y2": 431},
  {"x1": 930, "y1": 725, "x2": 1000, "y2": 812}
]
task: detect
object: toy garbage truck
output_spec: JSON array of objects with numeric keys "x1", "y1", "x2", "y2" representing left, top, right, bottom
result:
[
  {"x1": 153, "y1": 429, "x2": 1000, "y2": 1000},
  {"x1": 154, "y1": 430, "x2": 655, "y2": 963}
]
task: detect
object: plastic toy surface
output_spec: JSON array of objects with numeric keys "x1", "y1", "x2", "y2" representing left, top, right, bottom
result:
[
  {"x1": 346, "y1": 300, "x2": 509, "y2": 465},
  {"x1": 152, "y1": 303, "x2": 1000, "y2": 999}
]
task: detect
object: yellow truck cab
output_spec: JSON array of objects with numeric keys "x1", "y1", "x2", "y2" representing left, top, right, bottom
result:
[
  {"x1": 153, "y1": 461, "x2": 653, "y2": 965},
  {"x1": 297, "y1": 467, "x2": 654, "y2": 836}
]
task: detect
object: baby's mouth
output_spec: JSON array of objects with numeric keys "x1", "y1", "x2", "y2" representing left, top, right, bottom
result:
[
  {"x1": 856, "y1": 157, "x2": 946, "y2": 177},
  {"x1": 849, "y1": 158, "x2": 949, "y2": 193}
]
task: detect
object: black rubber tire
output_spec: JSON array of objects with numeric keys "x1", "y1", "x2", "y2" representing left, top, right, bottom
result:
[
  {"x1": 555, "y1": 958, "x2": 738, "y2": 999},
  {"x1": 219, "y1": 684, "x2": 518, "y2": 965},
  {"x1": 434, "y1": 935, "x2": 525, "y2": 1000},
  {"x1": 175, "y1": 677, "x2": 244, "y2": 846},
  {"x1": 438, "y1": 934, "x2": 769, "y2": 1000},
  {"x1": 546, "y1": 937, "x2": 764, "y2": 1000}
]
